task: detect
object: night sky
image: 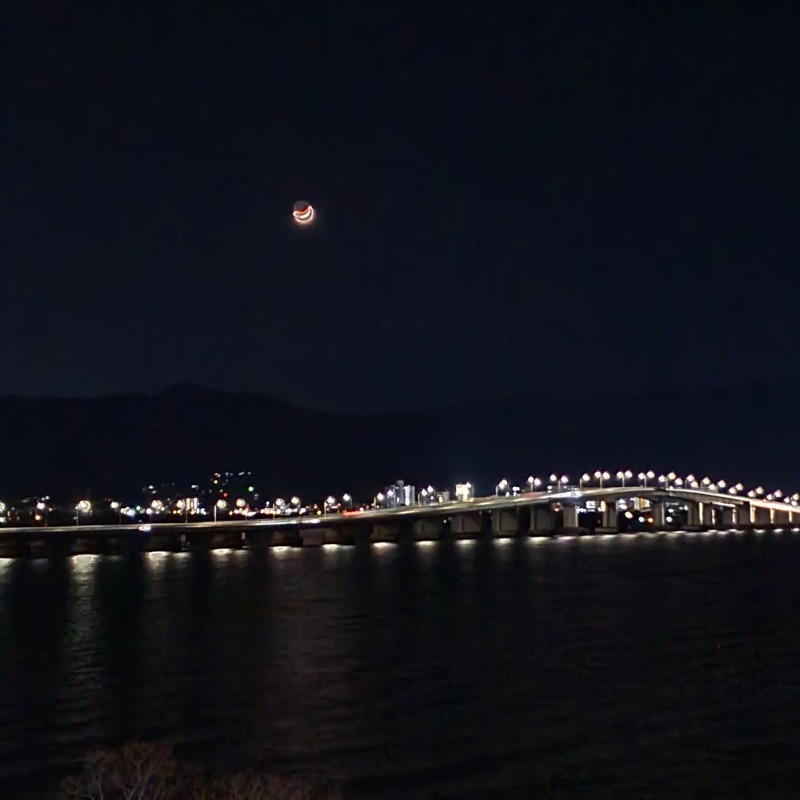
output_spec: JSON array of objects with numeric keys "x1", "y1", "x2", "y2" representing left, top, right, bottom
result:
[{"x1": 3, "y1": 4, "x2": 798, "y2": 412}]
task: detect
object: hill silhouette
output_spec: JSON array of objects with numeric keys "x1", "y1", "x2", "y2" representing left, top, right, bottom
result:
[{"x1": 0, "y1": 382, "x2": 796, "y2": 501}]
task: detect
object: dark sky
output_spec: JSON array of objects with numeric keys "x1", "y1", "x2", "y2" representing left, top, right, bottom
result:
[{"x1": 3, "y1": 3, "x2": 798, "y2": 411}]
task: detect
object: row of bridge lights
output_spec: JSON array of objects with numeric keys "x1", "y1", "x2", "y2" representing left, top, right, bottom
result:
[{"x1": 495, "y1": 472, "x2": 800, "y2": 507}]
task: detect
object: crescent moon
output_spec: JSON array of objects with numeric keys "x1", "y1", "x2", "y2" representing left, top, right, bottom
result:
[{"x1": 293, "y1": 204, "x2": 315, "y2": 225}]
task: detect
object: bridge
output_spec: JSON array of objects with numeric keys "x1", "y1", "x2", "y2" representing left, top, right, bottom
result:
[{"x1": 0, "y1": 476, "x2": 797, "y2": 557}]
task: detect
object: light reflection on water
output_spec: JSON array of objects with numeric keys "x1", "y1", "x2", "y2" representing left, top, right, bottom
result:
[{"x1": 0, "y1": 533, "x2": 799, "y2": 798}]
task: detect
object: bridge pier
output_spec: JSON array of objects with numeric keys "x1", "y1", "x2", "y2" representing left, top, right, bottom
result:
[
  {"x1": 412, "y1": 517, "x2": 443, "y2": 541},
  {"x1": 753, "y1": 507, "x2": 771, "y2": 527},
  {"x1": 597, "y1": 500, "x2": 619, "y2": 533},
  {"x1": 773, "y1": 509, "x2": 791, "y2": 527},
  {"x1": 529, "y1": 505, "x2": 555, "y2": 536},
  {"x1": 651, "y1": 502, "x2": 666, "y2": 530},
  {"x1": 491, "y1": 509, "x2": 520, "y2": 537},
  {"x1": 371, "y1": 522, "x2": 402, "y2": 543},
  {"x1": 300, "y1": 526, "x2": 340, "y2": 546},
  {"x1": 736, "y1": 503, "x2": 752, "y2": 527},
  {"x1": 451, "y1": 512, "x2": 483, "y2": 538},
  {"x1": 719, "y1": 506, "x2": 736, "y2": 529},
  {"x1": 685, "y1": 502, "x2": 701, "y2": 530},
  {"x1": 271, "y1": 528, "x2": 300, "y2": 546},
  {"x1": 560, "y1": 505, "x2": 582, "y2": 533}
]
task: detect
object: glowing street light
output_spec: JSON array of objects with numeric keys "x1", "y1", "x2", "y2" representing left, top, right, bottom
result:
[
  {"x1": 110, "y1": 500, "x2": 122, "y2": 525},
  {"x1": 214, "y1": 498, "x2": 227, "y2": 523},
  {"x1": 594, "y1": 471, "x2": 610, "y2": 488},
  {"x1": 36, "y1": 500, "x2": 48, "y2": 527},
  {"x1": 581, "y1": 473, "x2": 591, "y2": 488},
  {"x1": 496, "y1": 479, "x2": 509, "y2": 497},
  {"x1": 616, "y1": 470, "x2": 633, "y2": 487},
  {"x1": 75, "y1": 499, "x2": 92, "y2": 526},
  {"x1": 527, "y1": 476, "x2": 542, "y2": 493}
]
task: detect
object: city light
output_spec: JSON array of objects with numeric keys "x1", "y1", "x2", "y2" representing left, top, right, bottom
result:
[{"x1": 0, "y1": 466, "x2": 798, "y2": 537}]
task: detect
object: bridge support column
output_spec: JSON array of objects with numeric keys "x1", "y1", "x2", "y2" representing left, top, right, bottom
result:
[
  {"x1": 529, "y1": 505, "x2": 555, "y2": 537},
  {"x1": 300, "y1": 527, "x2": 339, "y2": 546},
  {"x1": 491, "y1": 509, "x2": 520, "y2": 537},
  {"x1": 412, "y1": 517, "x2": 443, "y2": 540},
  {"x1": 651, "y1": 502, "x2": 666, "y2": 530},
  {"x1": 686, "y1": 502, "x2": 701, "y2": 530},
  {"x1": 736, "y1": 503, "x2": 752, "y2": 528},
  {"x1": 371, "y1": 523, "x2": 402, "y2": 542},
  {"x1": 560, "y1": 505, "x2": 581, "y2": 533},
  {"x1": 451, "y1": 512, "x2": 483, "y2": 538},
  {"x1": 271, "y1": 529, "x2": 298, "y2": 545},
  {"x1": 597, "y1": 499, "x2": 618, "y2": 533},
  {"x1": 700, "y1": 503, "x2": 714, "y2": 528},
  {"x1": 719, "y1": 507, "x2": 736, "y2": 529},
  {"x1": 773, "y1": 509, "x2": 790, "y2": 527},
  {"x1": 753, "y1": 507, "x2": 771, "y2": 527}
]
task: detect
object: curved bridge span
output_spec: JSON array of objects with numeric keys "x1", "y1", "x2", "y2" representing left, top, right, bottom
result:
[{"x1": 0, "y1": 479, "x2": 798, "y2": 556}]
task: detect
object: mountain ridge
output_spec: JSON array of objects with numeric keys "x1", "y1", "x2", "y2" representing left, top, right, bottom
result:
[{"x1": 0, "y1": 381, "x2": 797, "y2": 501}]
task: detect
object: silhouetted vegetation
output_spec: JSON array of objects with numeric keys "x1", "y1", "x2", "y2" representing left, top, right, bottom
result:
[{"x1": 59, "y1": 742, "x2": 341, "y2": 800}]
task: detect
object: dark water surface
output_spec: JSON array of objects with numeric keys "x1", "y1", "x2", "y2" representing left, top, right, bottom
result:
[{"x1": 1, "y1": 531, "x2": 799, "y2": 798}]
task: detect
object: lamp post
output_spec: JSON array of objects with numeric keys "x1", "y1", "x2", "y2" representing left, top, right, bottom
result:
[
  {"x1": 214, "y1": 498, "x2": 227, "y2": 523},
  {"x1": 75, "y1": 499, "x2": 91, "y2": 526}
]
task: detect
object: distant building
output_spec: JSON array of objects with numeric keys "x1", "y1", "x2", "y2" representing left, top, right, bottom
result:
[
  {"x1": 455, "y1": 483, "x2": 473, "y2": 502},
  {"x1": 384, "y1": 480, "x2": 416, "y2": 507}
]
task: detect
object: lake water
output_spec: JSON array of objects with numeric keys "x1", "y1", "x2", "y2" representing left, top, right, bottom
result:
[{"x1": 1, "y1": 531, "x2": 799, "y2": 798}]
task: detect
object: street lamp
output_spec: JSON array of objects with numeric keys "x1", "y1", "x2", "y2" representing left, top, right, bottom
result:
[
  {"x1": 594, "y1": 471, "x2": 610, "y2": 488},
  {"x1": 36, "y1": 500, "x2": 48, "y2": 527},
  {"x1": 75, "y1": 499, "x2": 91, "y2": 526},
  {"x1": 110, "y1": 500, "x2": 122, "y2": 525},
  {"x1": 214, "y1": 498, "x2": 227, "y2": 522},
  {"x1": 496, "y1": 479, "x2": 509, "y2": 496},
  {"x1": 581, "y1": 473, "x2": 591, "y2": 488},
  {"x1": 638, "y1": 470, "x2": 655, "y2": 488},
  {"x1": 342, "y1": 493, "x2": 353, "y2": 510},
  {"x1": 616, "y1": 470, "x2": 633, "y2": 487}
]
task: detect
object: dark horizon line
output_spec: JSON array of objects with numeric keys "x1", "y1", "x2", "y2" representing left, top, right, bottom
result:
[{"x1": 0, "y1": 376, "x2": 797, "y2": 417}]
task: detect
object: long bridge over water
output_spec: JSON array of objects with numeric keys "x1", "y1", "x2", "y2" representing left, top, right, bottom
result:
[{"x1": 0, "y1": 481, "x2": 797, "y2": 557}]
